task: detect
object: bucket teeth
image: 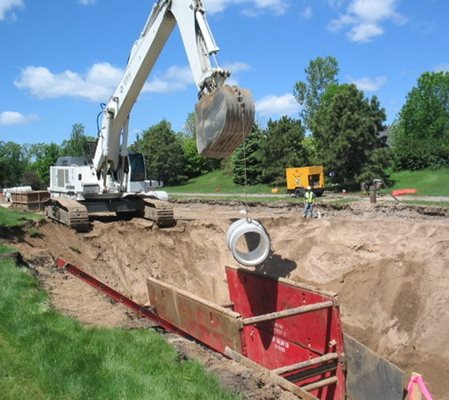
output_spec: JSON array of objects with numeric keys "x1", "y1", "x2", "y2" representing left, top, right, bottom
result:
[{"x1": 195, "y1": 85, "x2": 255, "y2": 159}]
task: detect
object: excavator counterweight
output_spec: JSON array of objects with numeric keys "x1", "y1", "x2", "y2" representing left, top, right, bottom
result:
[{"x1": 196, "y1": 85, "x2": 255, "y2": 159}]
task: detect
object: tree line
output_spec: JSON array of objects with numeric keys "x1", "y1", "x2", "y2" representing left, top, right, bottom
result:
[
  {"x1": 1, "y1": 56, "x2": 449, "y2": 189},
  {"x1": 0, "y1": 123, "x2": 90, "y2": 189}
]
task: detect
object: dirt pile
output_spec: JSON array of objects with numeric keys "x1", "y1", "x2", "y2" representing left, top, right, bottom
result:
[{"x1": 7, "y1": 201, "x2": 449, "y2": 399}]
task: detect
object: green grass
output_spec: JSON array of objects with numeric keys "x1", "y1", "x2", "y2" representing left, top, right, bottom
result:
[
  {"x1": 165, "y1": 170, "x2": 275, "y2": 194},
  {"x1": 401, "y1": 200, "x2": 449, "y2": 208},
  {"x1": 0, "y1": 207, "x2": 44, "y2": 227},
  {"x1": 0, "y1": 244, "x2": 13, "y2": 254},
  {"x1": 0, "y1": 256, "x2": 239, "y2": 400},
  {"x1": 389, "y1": 168, "x2": 449, "y2": 196},
  {"x1": 325, "y1": 197, "x2": 360, "y2": 206},
  {"x1": 166, "y1": 168, "x2": 449, "y2": 199}
]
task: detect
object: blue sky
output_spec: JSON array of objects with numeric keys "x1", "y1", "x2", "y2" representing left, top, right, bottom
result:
[{"x1": 0, "y1": 0, "x2": 448, "y2": 146}]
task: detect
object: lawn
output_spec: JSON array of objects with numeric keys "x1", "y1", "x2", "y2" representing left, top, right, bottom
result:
[
  {"x1": 0, "y1": 206, "x2": 44, "y2": 227},
  {"x1": 165, "y1": 168, "x2": 449, "y2": 198},
  {"x1": 165, "y1": 170, "x2": 274, "y2": 194},
  {"x1": 0, "y1": 243, "x2": 12, "y2": 254},
  {"x1": 389, "y1": 168, "x2": 449, "y2": 196},
  {"x1": 0, "y1": 208, "x2": 238, "y2": 400}
]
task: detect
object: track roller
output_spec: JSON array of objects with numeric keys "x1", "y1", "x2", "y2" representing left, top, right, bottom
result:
[
  {"x1": 46, "y1": 198, "x2": 90, "y2": 231},
  {"x1": 143, "y1": 199, "x2": 175, "y2": 227}
]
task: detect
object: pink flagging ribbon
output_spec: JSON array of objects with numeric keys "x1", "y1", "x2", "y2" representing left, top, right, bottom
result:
[{"x1": 407, "y1": 374, "x2": 433, "y2": 400}]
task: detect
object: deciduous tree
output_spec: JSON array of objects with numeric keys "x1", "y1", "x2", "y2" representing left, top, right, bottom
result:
[
  {"x1": 391, "y1": 71, "x2": 449, "y2": 170},
  {"x1": 60, "y1": 123, "x2": 94, "y2": 158},
  {"x1": 312, "y1": 84, "x2": 387, "y2": 184},
  {"x1": 0, "y1": 141, "x2": 30, "y2": 187},
  {"x1": 131, "y1": 120, "x2": 187, "y2": 185},
  {"x1": 232, "y1": 118, "x2": 308, "y2": 185},
  {"x1": 181, "y1": 112, "x2": 220, "y2": 178},
  {"x1": 293, "y1": 56, "x2": 339, "y2": 130},
  {"x1": 260, "y1": 116, "x2": 308, "y2": 183},
  {"x1": 30, "y1": 142, "x2": 61, "y2": 185},
  {"x1": 232, "y1": 125, "x2": 264, "y2": 185}
]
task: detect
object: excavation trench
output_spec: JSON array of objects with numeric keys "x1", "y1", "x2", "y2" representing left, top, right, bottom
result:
[{"x1": 10, "y1": 201, "x2": 449, "y2": 399}]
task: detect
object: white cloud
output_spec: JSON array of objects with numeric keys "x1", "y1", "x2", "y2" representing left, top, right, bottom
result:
[
  {"x1": 349, "y1": 23, "x2": 384, "y2": 41},
  {"x1": 79, "y1": 0, "x2": 96, "y2": 5},
  {"x1": 435, "y1": 64, "x2": 449, "y2": 73},
  {"x1": 301, "y1": 7, "x2": 313, "y2": 19},
  {"x1": 0, "y1": 0, "x2": 24, "y2": 21},
  {"x1": 0, "y1": 111, "x2": 38, "y2": 126},
  {"x1": 15, "y1": 63, "x2": 123, "y2": 101},
  {"x1": 145, "y1": 62, "x2": 251, "y2": 93},
  {"x1": 15, "y1": 62, "x2": 199, "y2": 100},
  {"x1": 203, "y1": 0, "x2": 288, "y2": 16},
  {"x1": 256, "y1": 93, "x2": 299, "y2": 117},
  {"x1": 219, "y1": 62, "x2": 251, "y2": 86},
  {"x1": 15, "y1": 60, "x2": 251, "y2": 100},
  {"x1": 327, "y1": 0, "x2": 346, "y2": 9},
  {"x1": 145, "y1": 66, "x2": 194, "y2": 93},
  {"x1": 222, "y1": 61, "x2": 251, "y2": 74},
  {"x1": 328, "y1": 0, "x2": 406, "y2": 42},
  {"x1": 203, "y1": 0, "x2": 231, "y2": 14},
  {"x1": 350, "y1": 0, "x2": 400, "y2": 21},
  {"x1": 328, "y1": 14, "x2": 355, "y2": 32},
  {"x1": 350, "y1": 76, "x2": 387, "y2": 91}
]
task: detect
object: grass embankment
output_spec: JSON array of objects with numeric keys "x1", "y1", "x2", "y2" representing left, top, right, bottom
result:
[
  {"x1": 0, "y1": 209, "x2": 238, "y2": 400},
  {"x1": 383, "y1": 168, "x2": 449, "y2": 207},
  {"x1": 165, "y1": 170, "x2": 273, "y2": 194},
  {"x1": 389, "y1": 168, "x2": 449, "y2": 196},
  {"x1": 0, "y1": 206, "x2": 44, "y2": 227},
  {"x1": 167, "y1": 168, "x2": 449, "y2": 202},
  {"x1": 0, "y1": 244, "x2": 12, "y2": 254}
]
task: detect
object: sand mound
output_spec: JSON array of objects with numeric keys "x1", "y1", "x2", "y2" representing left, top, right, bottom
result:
[{"x1": 10, "y1": 201, "x2": 449, "y2": 398}]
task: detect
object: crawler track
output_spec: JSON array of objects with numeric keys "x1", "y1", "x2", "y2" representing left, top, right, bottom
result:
[
  {"x1": 46, "y1": 198, "x2": 89, "y2": 231},
  {"x1": 144, "y1": 199, "x2": 175, "y2": 227}
]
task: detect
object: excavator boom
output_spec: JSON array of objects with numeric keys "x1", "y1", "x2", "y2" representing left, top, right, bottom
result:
[
  {"x1": 94, "y1": 0, "x2": 254, "y2": 174},
  {"x1": 48, "y1": 0, "x2": 254, "y2": 230}
]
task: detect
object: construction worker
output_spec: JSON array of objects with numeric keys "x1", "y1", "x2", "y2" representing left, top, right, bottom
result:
[{"x1": 303, "y1": 186, "x2": 315, "y2": 218}]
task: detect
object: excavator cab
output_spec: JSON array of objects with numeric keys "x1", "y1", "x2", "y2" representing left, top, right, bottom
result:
[{"x1": 195, "y1": 85, "x2": 255, "y2": 159}]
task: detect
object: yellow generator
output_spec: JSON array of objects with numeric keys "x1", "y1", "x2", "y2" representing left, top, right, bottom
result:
[{"x1": 286, "y1": 166, "x2": 325, "y2": 197}]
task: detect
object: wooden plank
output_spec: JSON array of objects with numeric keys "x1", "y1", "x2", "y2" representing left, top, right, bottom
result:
[
  {"x1": 242, "y1": 301, "x2": 334, "y2": 326},
  {"x1": 11, "y1": 190, "x2": 49, "y2": 211},
  {"x1": 272, "y1": 352, "x2": 339, "y2": 375},
  {"x1": 301, "y1": 376, "x2": 338, "y2": 392},
  {"x1": 224, "y1": 346, "x2": 319, "y2": 400},
  {"x1": 147, "y1": 278, "x2": 243, "y2": 353}
]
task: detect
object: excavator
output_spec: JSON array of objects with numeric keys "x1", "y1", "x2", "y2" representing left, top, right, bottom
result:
[{"x1": 46, "y1": 0, "x2": 254, "y2": 231}]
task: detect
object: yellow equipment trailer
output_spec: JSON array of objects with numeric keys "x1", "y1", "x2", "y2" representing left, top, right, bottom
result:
[{"x1": 286, "y1": 166, "x2": 325, "y2": 197}]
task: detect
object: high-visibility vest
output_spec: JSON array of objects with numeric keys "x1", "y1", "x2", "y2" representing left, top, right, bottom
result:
[{"x1": 305, "y1": 191, "x2": 314, "y2": 204}]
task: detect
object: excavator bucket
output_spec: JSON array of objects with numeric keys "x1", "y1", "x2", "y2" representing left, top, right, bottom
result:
[{"x1": 195, "y1": 85, "x2": 255, "y2": 159}]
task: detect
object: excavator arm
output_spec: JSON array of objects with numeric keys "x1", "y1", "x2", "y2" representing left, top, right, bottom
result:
[{"x1": 93, "y1": 0, "x2": 254, "y2": 184}]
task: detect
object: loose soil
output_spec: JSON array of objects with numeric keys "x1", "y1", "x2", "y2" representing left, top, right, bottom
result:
[{"x1": 3, "y1": 199, "x2": 449, "y2": 399}]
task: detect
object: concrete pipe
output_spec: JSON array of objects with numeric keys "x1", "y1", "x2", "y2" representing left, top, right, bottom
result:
[{"x1": 226, "y1": 218, "x2": 271, "y2": 266}]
